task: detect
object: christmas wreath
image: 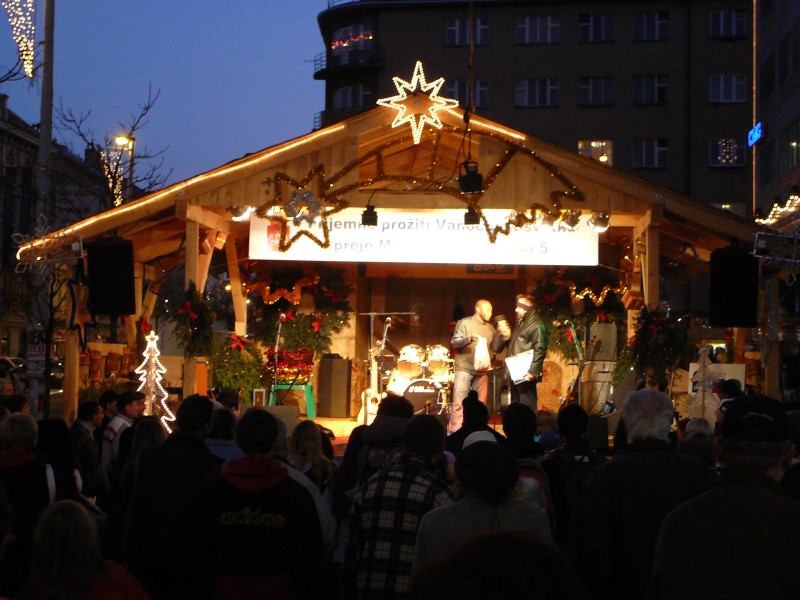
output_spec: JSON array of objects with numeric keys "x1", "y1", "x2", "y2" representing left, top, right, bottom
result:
[
  {"x1": 613, "y1": 307, "x2": 686, "y2": 388},
  {"x1": 171, "y1": 282, "x2": 214, "y2": 357}
]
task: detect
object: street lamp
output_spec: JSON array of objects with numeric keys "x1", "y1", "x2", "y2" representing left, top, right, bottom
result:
[{"x1": 115, "y1": 135, "x2": 135, "y2": 202}]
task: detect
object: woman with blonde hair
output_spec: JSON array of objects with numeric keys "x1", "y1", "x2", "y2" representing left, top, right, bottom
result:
[{"x1": 287, "y1": 420, "x2": 336, "y2": 491}]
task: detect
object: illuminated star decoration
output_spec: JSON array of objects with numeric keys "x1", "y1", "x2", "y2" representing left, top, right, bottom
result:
[
  {"x1": 376, "y1": 60, "x2": 459, "y2": 144},
  {"x1": 254, "y1": 164, "x2": 348, "y2": 252},
  {"x1": 1, "y1": 0, "x2": 35, "y2": 78}
]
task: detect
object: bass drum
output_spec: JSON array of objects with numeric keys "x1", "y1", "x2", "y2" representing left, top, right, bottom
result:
[
  {"x1": 403, "y1": 379, "x2": 444, "y2": 414},
  {"x1": 425, "y1": 344, "x2": 452, "y2": 377},
  {"x1": 397, "y1": 344, "x2": 424, "y2": 379},
  {"x1": 386, "y1": 370, "x2": 412, "y2": 396}
]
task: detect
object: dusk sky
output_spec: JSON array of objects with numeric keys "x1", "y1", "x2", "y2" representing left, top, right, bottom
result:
[{"x1": 0, "y1": 2, "x2": 328, "y2": 184}]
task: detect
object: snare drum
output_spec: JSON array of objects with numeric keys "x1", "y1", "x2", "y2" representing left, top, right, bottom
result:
[
  {"x1": 425, "y1": 345, "x2": 452, "y2": 377},
  {"x1": 397, "y1": 344, "x2": 424, "y2": 378}
]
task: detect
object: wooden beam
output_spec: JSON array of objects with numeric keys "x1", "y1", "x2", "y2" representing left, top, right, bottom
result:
[
  {"x1": 183, "y1": 220, "x2": 199, "y2": 399},
  {"x1": 225, "y1": 237, "x2": 247, "y2": 336},
  {"x1": 176, "y1": 202, "x2": 231, "y2": 235},
  {"x1": 634, "y1": 205, "x2": 664, "y2": 241},
  {"x1": 196, "y1": 230, "x2": 217, "y2": 293},
  {"x1": 644, "y1": 223, "x2": 660, "y2": 309},
  {"x1": 62, "y1": 328, "x2": 80, "y2": 423}
]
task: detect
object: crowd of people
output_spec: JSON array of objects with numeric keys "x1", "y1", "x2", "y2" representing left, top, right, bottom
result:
[{"x1": 0, "y1": 377, "x2": 797, "y2": 599}]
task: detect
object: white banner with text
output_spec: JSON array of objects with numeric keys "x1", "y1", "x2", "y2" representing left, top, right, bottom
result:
[{"x1": 249, "y1": 208, "x2": 598, "y2": 266}]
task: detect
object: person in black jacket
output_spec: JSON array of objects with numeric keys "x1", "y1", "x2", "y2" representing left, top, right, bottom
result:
[
  {"x1": 124, "y1": 394, "x2": 221, "y2": 600},
  {"x1": 200, "y1": 408, "x2": 324, "y2": 599},
  {"x1": 499, "y1": 294, "x2": 548, "y2": 410}
]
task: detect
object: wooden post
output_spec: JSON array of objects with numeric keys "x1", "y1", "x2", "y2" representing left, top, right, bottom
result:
[
  {"x1": 225, "y1": 237, "x2": 247, "y2": 336},
  {"x1": 183, "y1": 220, "x2": 200, "y2": 398},
  {"x1": 764, "y1": 273, "x2": 782, "y2": 399},
  {"x1": 62, "y1": 328, "x2": 80, "y2": 423}
]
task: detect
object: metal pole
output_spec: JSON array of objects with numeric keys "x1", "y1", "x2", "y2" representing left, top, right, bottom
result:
[
  {"x1": 37, "y1": 0, "x2": 55, "y2": 210},
  {"x1": 126, "y1": 138, "x2": 135, "y2": 202}
]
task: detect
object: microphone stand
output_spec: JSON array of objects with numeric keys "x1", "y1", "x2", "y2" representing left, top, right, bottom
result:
[{"x1": 564, "y1": 320, "x2": 585, "y2": 407}]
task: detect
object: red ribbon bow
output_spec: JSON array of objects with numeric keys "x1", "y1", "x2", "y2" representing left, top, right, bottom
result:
[
  {"x1": 324, "y1": 289, "x2": 341, "y2": 303},
  {"x1": 285, "y1": 310, "x2": 296, "y2": 322},
  {"x1": 229, "y1": 333, "x2": 247, "y2": 350},
  {"x1": 178, "y1": 302, "x2": 199, "y2": 321},
  {"x1": 140, "y1": 316, "x2": 152, "y2": 333},
  {"x1": 542, "y1": 293, "x2": 558, "y2": 305},
  {"x1": 311, "y1": 315, "x2": 323, "y2": 332}
]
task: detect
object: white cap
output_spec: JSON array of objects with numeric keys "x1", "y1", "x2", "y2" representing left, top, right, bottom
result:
[{"x1": 462, "y1": 430, "x2": 497, "y2": 448}]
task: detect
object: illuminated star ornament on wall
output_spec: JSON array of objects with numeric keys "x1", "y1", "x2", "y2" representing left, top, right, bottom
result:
[
  {"x1": 254, "y1": 164, "x2": 348, "y2": 251},
  {"x1": 376, "y1": 60, "x2": 459, "y2": 144}
]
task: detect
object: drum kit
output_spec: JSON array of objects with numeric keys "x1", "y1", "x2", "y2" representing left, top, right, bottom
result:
[{"x1": 381, "y1": 344, "x2": 454, "y2": 415}]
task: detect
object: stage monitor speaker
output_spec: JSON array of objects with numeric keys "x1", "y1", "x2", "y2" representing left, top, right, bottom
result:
[
  {"x1": 87, "y1": 238, "x2": 136, "y2": 316},
  {"x1": 709, "y1": 246, "x2": 758, "y2": 328},
  {"x1": 587, "y1": 415, "x2": 610, "y2": 454},
  {"x1": 318, "y1": 356, "x2": 351, "y2": 418},
  {"x1": 265, "y1": 405, "x2": 300, "y2": 436}
]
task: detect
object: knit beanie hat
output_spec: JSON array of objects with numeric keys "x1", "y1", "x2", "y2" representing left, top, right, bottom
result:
[{"x1": 455, "y1": 440, "x2": 519, "y2": 505}]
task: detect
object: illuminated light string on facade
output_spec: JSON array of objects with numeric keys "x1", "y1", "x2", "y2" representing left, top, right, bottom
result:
[
  {"x1": 1, "y1": 0, "x2": 35, "y2": 78},
  {"x1": 376, "y1": 60, "x2": 460, "y2": 145},
  {"x1": 330, "y1": 32, "x2": 373, "y2": 50},
  {"x1": 15, "y1": 124, "x2": 346, "y2": 260},
  {"x1": 756, "y1": 188, "x2": 800, "y2": 226},
  {"x1": 100, "y1": 148, "x2": 125, "y2": 206}
]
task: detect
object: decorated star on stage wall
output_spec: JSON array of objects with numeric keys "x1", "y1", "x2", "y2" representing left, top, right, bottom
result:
[
  {"x1": 254, "y1": 164, "x2": 348, "y2": 251},
  {"x1": 376, "y1": 60, "x2": 459, "y2": 144}
]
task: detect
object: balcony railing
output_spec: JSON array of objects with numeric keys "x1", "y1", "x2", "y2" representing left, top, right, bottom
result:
[{"x1": 313, "y1": 107, "x2": 370, "y2": 130}]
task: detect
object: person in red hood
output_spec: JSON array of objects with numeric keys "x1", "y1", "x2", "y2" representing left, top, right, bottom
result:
[{"x1": 200, "y1": 409, "x2": 325, "y2": 600}]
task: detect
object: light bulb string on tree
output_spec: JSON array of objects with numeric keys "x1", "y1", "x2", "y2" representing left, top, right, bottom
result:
[{"x1": 134, "y1": 330, "x2": 175, "y2": 433}]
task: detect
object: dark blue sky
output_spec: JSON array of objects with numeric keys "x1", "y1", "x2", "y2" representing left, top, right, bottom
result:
[{"x1": 0, "y1": 2, "x2": 327, "y2": 184}]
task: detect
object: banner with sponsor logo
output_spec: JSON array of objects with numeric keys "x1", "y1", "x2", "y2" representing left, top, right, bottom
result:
[{"x1": 249, "y1": 208, "x2": 598, "y2": 266}]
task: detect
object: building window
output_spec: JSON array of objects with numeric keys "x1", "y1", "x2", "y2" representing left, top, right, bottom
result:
[
  {"x1": 578, "y1": 77, "x2": 613, "y2": 106},
  {"x1": 332, "y1": 84, "x2": 372, "y2": 109},
  {"x1": 578, "y1": 140, "x2": 614, "y2": 165},
  {"x1": 445, "y1": 17, "x2": 489, "y2": 46},
  {"x1": 778, "y1": 28, "x2": 800, "y2": 84},
  {"x1": 709, "y1": 74, "x2": 746, "y2": 103},
  {"x1": 709, "y1": 138, "x2": 746, "y2": 167},
  {"x1": 331, "y1": 24, "x2": 374, "y2": 66},
  {"x1": 516, "y1": 15, "x2": 560, "y2": 44},
  {"x1": 579, "y1": 14, "x2": 614, "y2": 43},
  {"x1": 445, "y1": 80, "x2": 489, "y2": 109},
  {"x1": 633, "y1": 75, "x2": 668, "y2": 104},
  {"x1": 778, "y1": 118, "x2": 800, "y2": 174},
  {"x1": 709, "y1": 10, "x2": 747, "y2": 39},
  {"x1": 634, "y1": 11, "x2": 670, "y2": 41},
  {"x1": 515, "y1": 78, "x2": 560, "y2": 107},
  {"x1": 632, "y1": 138, "x2": 669, "y2": 168}
]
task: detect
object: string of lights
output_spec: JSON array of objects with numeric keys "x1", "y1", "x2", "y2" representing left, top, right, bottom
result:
[{"x1": 1, "y1": 0, "x2": 35, "y2": 78}]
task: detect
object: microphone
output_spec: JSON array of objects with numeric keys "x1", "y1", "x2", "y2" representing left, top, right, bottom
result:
[
  {"x1": 492, "y1": 314, "x2": 508, "y2": 327},
  {"x1": 385, "y1": 317, "x2": 392, "y2": 326},
  {"x1": 279, "y1": 312, "x2": 287, "y2": 323}
]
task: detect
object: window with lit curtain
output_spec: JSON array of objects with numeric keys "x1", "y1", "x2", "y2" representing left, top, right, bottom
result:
[
  {"x1": 330, "y1": 24, "x2": 374, "y2": 66},
  {"x1": 515, "y1": 15, "x2": 560, "y2": 44},
  {"x1": 708, "y1": 9, "x2": 747, "y2": 39},
  {"x1": 709, "y1": 138, "x2": 746, "y2": 167},
  {"x1": 632, "y1": 139, "x2": 669, "y2": 168},
  {"x1": 633, "y1": 11, "x2": 670, "y2": 41},
  {"x1": 778, "y1": 118, "x2": 800, "y2": 174}
]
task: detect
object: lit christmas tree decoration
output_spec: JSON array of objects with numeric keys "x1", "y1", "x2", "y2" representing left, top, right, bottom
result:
[
  {"x1": 377, "y1": 60, "x2": 459, "y2": 144},
  {"x1": 135, "y1": 330, "x2": 176, "y2": 433}
]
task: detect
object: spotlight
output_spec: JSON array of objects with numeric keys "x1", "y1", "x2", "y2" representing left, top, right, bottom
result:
[
  {"x1": 558, "y1": 209, "x2": 582, "y2": 231},
  {"x1": 588, "y1": 211, "x2": 610, "y2": 232},
  {"x1": 361, "y1": 204, "x2": 378, "y2": 227},
  {"x1": 464, "y1": 206, "x2": 481, "y2": 225},
  {"x1": 458, "y1": 160, "x2": 483, "y2": 194},
  {"x1": 227, "y1": 206, "x2": 254, "y2": 222}
]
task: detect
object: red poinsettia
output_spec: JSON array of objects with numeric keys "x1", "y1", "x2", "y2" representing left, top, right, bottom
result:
[{"x1": 178, "y1": 302, "x2": 199, "y2": 321}]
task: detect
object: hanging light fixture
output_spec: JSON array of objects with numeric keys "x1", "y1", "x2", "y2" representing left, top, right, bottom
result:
[
  {"x1": 464, "y1": 205, "x2": 481, "y2": 225},
  {"x1": 534, "y1": 210, "x2": 555, "y2": 231},
  {"x1": 458, "y1": 160, "x2": 484, "y2": 194},
  {"x1": 558, "y1": 209, "x2": 582, "y2": 231},
  {"x1": 598, "y1": 141, "x2": 609, "y2": 163},
  {"x1": 361, "y1": 203, "x2": 378, "y2": 227},
  {"x1": 588, "y1": 211, "x2": 611, "y2": 232}
]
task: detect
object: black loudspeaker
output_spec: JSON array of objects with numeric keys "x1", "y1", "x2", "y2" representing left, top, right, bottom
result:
[
  {"x1": 87, "y1": 238, "x2": 136, "y2": 316},
  {"x1": 709, "y1": 246, "x2": 759, "y2": 328},
  {"x1": 318, "y1": 356, "x2": 351, "y2": 418},
  {"x1": 586, "y1": 415, "x2": 610, "y2": 454}
]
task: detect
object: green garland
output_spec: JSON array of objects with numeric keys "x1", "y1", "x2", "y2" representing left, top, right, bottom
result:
[
  {"x1": 612, "y1": 307, "x2": 685, "y2": 388},
  {"x1": 209, "y1": 333, "x2": 266, "y2": 403},
  {"x1": 171, "y1": 282, "x2": 214, "y2": 357},
  {"x1": 253, "y1": 266, "x2": 353, "y2": 355}
]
